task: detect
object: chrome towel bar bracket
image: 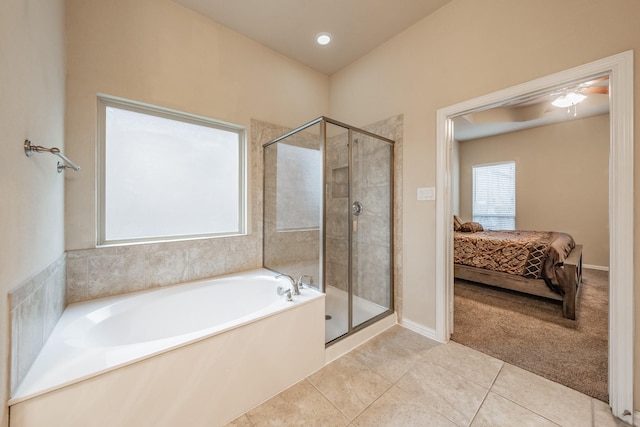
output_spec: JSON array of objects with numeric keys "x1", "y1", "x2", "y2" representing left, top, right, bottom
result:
[{"x1": 24, "y1": 140, "x2": 81, "y2": 173}]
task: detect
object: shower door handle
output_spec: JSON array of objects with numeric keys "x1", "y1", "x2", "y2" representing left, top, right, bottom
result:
[{"x1": 352, "y1": 201, "x2": 363, "y2": 216}]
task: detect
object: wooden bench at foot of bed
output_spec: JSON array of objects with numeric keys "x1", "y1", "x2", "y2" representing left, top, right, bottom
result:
[{"x1": 454, "y1": 244, "x2": 583, "y2": 320}]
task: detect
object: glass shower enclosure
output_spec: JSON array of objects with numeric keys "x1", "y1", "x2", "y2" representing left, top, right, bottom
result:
[{"x1": 263, "y1": 117, "x2": 394, "y2": 344}]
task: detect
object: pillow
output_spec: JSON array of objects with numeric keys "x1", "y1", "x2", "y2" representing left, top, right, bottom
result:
[
  {"x1": 460, "y1": 221, "x2": 484, "y2": 232},
  {"x1": 453, "y1": 215, "x2": 463, "y2": 231}
]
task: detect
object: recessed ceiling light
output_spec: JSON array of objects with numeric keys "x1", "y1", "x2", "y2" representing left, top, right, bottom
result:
[{"x1": 316, "y1": 32, "x2": 331, "y2": 46}]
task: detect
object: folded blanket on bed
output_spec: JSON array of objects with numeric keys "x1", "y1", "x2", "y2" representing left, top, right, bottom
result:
[{"x1": 453, "y1": 230, "x2": 575, "y2": 290}]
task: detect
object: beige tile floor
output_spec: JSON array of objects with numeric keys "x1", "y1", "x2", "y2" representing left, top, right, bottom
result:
[{"x1": 225, "y1": 326, "x2": 629, "y2": 427}]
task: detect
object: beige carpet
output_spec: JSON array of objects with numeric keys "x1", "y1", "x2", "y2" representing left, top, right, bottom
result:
[{"x1": 451, "y1": 268, "x2": 608, "y2": 402}]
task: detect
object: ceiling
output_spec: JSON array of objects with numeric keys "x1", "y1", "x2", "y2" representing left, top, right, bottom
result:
[
  {"x1": 173, "y1": 0, "x2": 452, "y2": 75},
  {"x1": 171, "y1": 0, "x2": 609, "y2": 139}
]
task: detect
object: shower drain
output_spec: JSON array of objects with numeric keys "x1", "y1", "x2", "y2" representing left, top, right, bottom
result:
[{"x1": 325, "y1": 314, "x2": 332, "y2": 320}]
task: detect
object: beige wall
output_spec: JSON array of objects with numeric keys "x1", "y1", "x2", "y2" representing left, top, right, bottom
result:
[
  {"x1": 458, "y1": 114, "x2": 609, "y2": 267},
  {"x1": 65, "y1": 0, "x2": 329, "y2": 250},
  {"x1": 0, "y1": 0, "x2": 66, "y2": 423},
  {"x1": 328, "y1": 0, "x2": 640, "y2": 409}
]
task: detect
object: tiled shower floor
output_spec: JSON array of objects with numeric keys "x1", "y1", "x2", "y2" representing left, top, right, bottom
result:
[
  {"x1": 225, "y1": 326, "x2": 627, "y2": 427},
  {"x1": 324, "y1": 285, "x2": 388, "y2": 343}
]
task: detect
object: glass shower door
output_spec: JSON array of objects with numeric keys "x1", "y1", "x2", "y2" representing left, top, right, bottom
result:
[
  {"x1": 324, "y1": 124, "x2": 393, "y2": 343},
  {"x1": 324, "y1": 122, "x2": 350, "y2": 342},
  {"x1": 350, "y1": 131, "x2": 393, "y2": 329}
]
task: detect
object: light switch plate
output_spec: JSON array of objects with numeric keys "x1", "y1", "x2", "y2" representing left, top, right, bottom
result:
[{"x1": 417, "y1": 187, "x2": 435, "y2": 201}]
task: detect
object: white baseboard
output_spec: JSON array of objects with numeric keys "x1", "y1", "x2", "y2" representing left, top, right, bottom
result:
[
  {"x1": 401, "y1": 318, "x2": 443, "y2": 343},
  {"x1": 634, "y1": 410, "x2": 639, "y2": 426},
  {"x1": 583, "y1": 264, "x2": 609, "y2": 271}
]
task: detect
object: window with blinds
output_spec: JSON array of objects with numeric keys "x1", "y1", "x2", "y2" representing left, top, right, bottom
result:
[{"x1": 472, "y1": 161, "x2": 515, "y2": 230}]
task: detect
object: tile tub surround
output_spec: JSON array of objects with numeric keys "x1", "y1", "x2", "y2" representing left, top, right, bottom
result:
[
  {"x1": 66, "y1": 235, "x2": 262, "y2": 303},
  {"x1": 227, "y1": 326, "x2": 628, "y2": 427},
  {"x1": 9, "y1": 253, "x2": 66, "y2": 397}
]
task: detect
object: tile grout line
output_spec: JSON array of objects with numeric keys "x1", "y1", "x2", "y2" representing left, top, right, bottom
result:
[
  {"x1": 488, "y1": 361, "x2": 504, "y2": 389},
  {"x1": 12, "y1": 254, "x2": 65, "y2": 310},
  {"x1": 415, "y1": 344, "x2": 501, "y2": 392},
  {"x1": 488, "y1": 366, "x2": 566, "y2": 427},
  {"x1": 303, "y1": 378, "x2": 352, "y2": 425},
  {"x1": 393, "y1": 379, "x2": 464, "y2": 427},
  {"x1": 467, "y1": 388, "x2": 491, "y2": 427},
  {"x1": 391, "y1": 351, "x2": 469, "y2": 427},
  {"x1": 486, "y1": 392, "x2": 564, "y2": 427},
  {"x1": 466, "y1": 362, "x2": 506, "y2": 427},
  {"x1": 82, "y1": 256, "x2": 89, "y2": 302}
]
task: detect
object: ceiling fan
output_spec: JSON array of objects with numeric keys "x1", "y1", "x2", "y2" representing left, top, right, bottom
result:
[
  {"x1": 496, "y1": 76, "x2": 609, "y2": 109},
  {"x1": 549, "y1": 77, "x2": 608, "y2": 109}
]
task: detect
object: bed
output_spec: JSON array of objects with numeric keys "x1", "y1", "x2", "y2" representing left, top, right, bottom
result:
[{"x1": 453, "y1": 226, "x2": 583, "y2": 319}]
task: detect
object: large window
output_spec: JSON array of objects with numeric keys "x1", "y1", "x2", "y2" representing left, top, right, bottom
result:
[
  {"x1": 98, "y1": 96, "x2": 245, "y2": 245},
  {"x1": 472, "y1": 161, "x2": 515, "y2": 230}
]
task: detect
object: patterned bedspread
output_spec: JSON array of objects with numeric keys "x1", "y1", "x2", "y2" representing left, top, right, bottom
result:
[{"x1": 453, "y1": 230, "x2": 575, "y2": 286}]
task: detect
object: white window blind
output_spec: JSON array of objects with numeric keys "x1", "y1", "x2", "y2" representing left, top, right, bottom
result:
[{"x1": 472, "y1": 162, "x2": 515, "y2": 230}]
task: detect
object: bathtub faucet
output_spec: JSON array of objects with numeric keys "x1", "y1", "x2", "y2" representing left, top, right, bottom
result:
[
  {"x1": 276, "y1": 273, "x2": 299, "y2": 296},
  {"x1": 297, "y1": 274, "x2": 312, "y2": 290}
]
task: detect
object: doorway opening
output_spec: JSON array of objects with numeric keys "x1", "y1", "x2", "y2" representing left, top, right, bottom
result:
[{"x1": 435, "y1": 51, "x2": 634, "y2": 423}]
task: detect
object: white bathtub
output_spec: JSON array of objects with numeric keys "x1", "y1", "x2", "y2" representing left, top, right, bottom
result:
[{"x1": 9, "y1": 269, "x2": 325, "y2": 427}]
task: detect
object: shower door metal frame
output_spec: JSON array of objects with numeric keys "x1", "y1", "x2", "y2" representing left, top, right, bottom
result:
[{"x1": 322, "y1": 117, "x2": 395, "y2": 346}]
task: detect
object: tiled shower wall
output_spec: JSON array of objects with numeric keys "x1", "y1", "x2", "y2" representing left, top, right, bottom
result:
[
  {"x1": 65, "y1": 118, "x2": 272, "y2": 303},
  {"x1": 365, "y1": 115, "x2": 403, "y2": 320},
  {"x1": 324, "y1": 129, "x2": 349, "y2": 293},
  {"x1": 324, "y1": 116, "x2": 404, "y2": 316},
  {"x1": 9, "y1": 253, "x2": 66, "y2": 396},
  {"x1": 352, "y1": 132, "x2": 394, "y2": 308}
]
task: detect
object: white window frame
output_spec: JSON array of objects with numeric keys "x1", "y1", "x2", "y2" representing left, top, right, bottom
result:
[
  {"x1": 472, "y1": 161, "x2": 516, "y2": 230},
  {"x1": 97, "y1": 94, "x2": 246, "y2": 246}
]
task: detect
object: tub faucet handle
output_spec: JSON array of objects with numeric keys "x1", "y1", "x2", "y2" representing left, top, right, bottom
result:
[
  {"x1": 277, "y1": 286, "x2": 293, "y2": 302},
  {"x1": 297, "y1": 274, "x2": 312, "y2": 289}
]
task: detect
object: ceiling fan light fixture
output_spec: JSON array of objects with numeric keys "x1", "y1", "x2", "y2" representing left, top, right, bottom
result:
[
  {"x1": 316, "y1": 32, "x2": 332, "y2": 46},
  {"x1": 552, "y1": 92, "x2": 587, "y2": 108}
]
